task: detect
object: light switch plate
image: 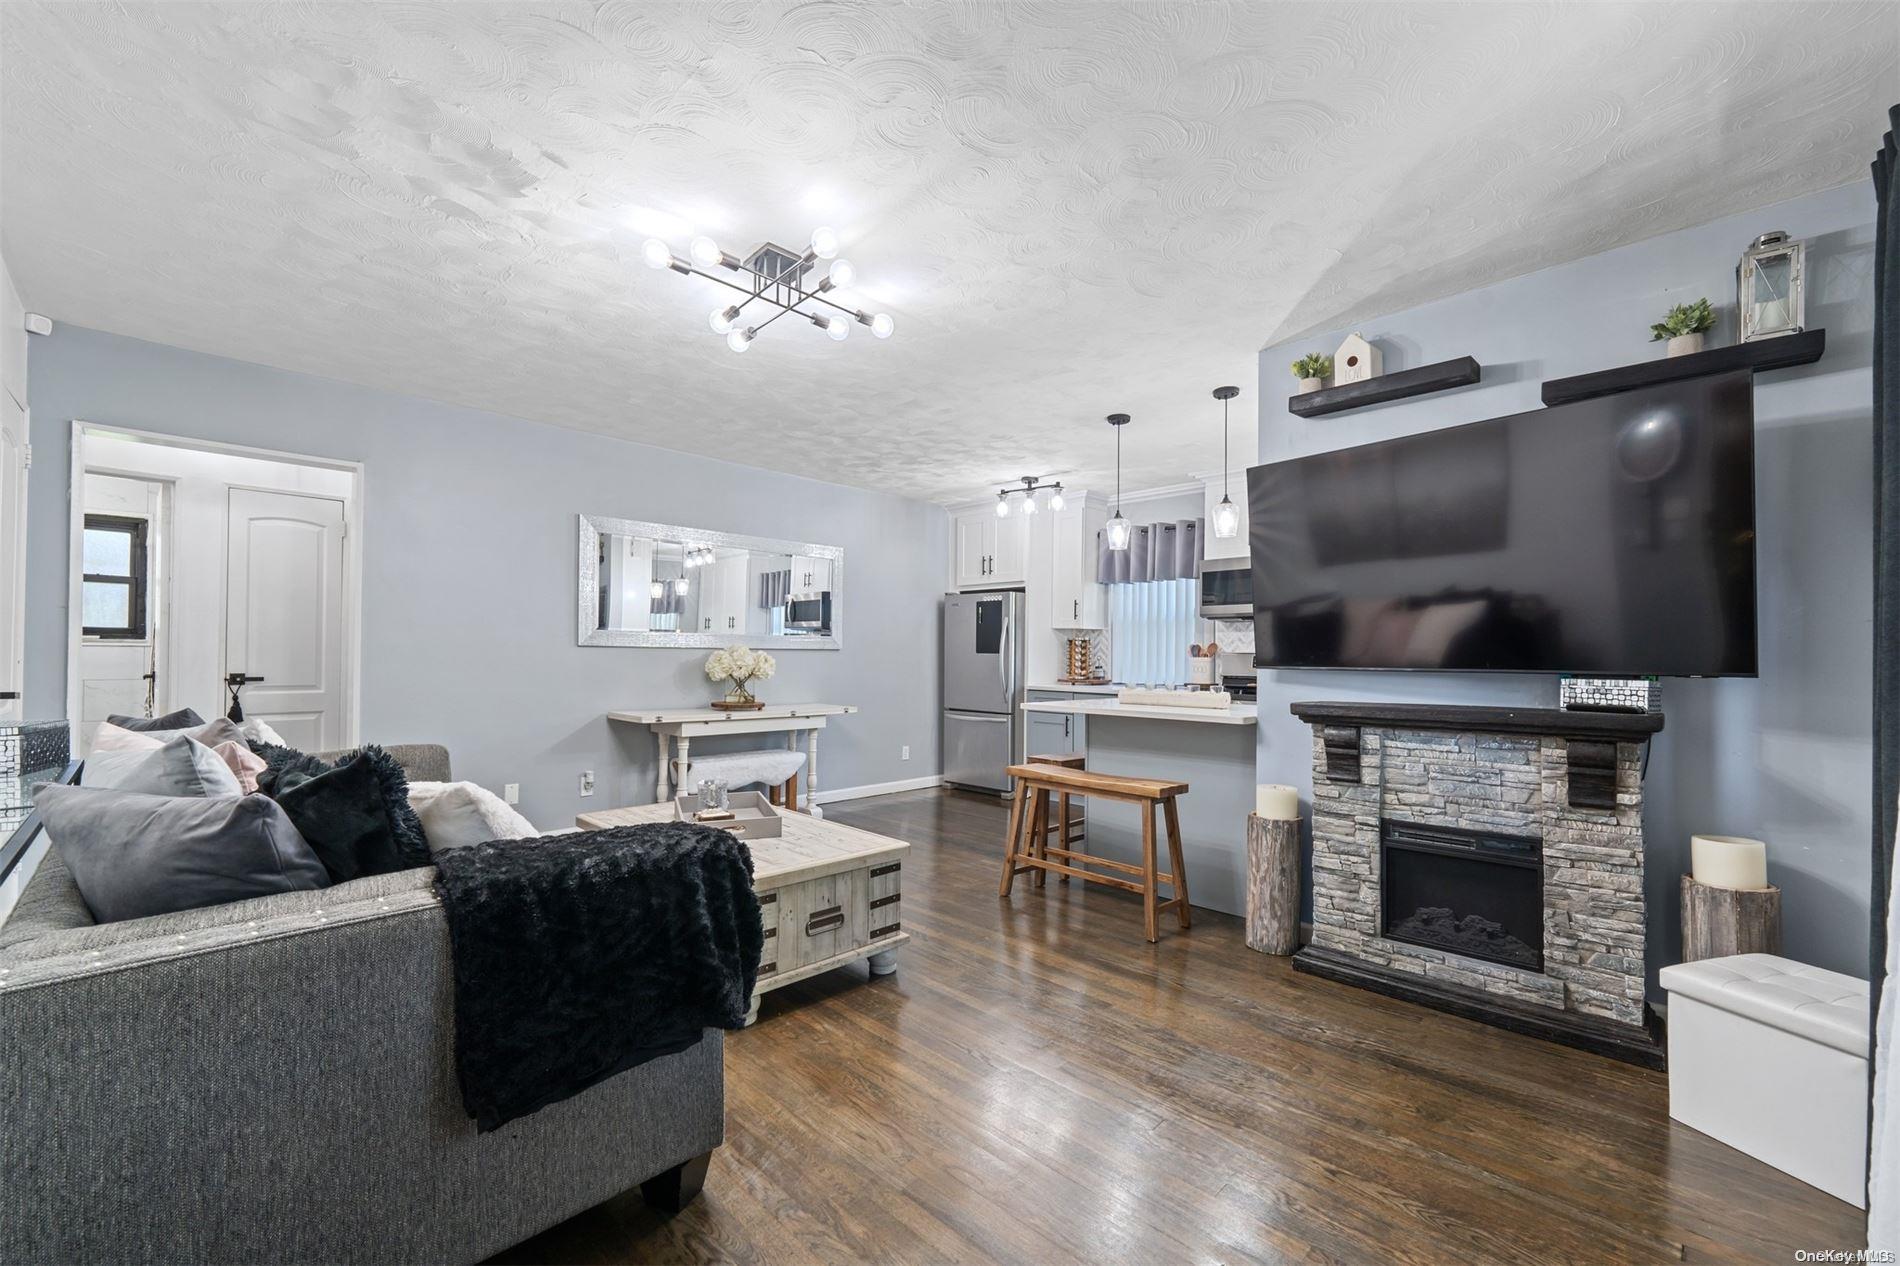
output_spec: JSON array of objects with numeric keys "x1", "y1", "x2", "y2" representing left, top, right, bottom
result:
[{"x1": 503, "y1": 783, "x2": 520, "y2": 805}]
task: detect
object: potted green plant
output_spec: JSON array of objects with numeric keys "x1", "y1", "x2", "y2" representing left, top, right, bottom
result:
[
  {"x1": 1650, "y1": 297, "x2": 1716, "y2": 358},
  {"x1": 1291, "y1": 353, "x2": 1332, "y2": 394}
]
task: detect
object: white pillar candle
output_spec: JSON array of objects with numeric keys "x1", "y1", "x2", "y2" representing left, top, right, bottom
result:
[
  {"x1": 1691, "y1": 834, "x2": 1769, "y2": 891},
  {"x1": 1256, "y1": 784, "x2": 1299, "y2": 820}
]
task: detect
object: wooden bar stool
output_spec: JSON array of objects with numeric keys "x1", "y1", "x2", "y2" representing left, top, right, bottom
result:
[
  {"x1": 1026, "y1": 752, "x2": 1084, "y2": 887},
  {"x1": 999, "y1": 763, "x2": 1191, "y2": 942}
]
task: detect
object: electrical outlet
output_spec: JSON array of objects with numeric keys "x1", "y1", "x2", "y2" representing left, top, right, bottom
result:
[
  {"x1": 579, "y1": 770, "x2": 595, "y2": 797},
  {"x1": 503, "y1": 783, "x2": 520, "y2": 805},
  {"x1": 901, "y1": 745, "x2": 910, "y2": 761}
]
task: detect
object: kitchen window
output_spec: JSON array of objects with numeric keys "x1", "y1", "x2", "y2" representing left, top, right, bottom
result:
[
  {"x1": 1108, "y1": 577, "x2": 1198, "y2": 686},
  {"x1": 82, "y1": 514, "x2": 149, "y2": 640}
]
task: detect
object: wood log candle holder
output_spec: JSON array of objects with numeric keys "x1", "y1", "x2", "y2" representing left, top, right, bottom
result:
[
  {"x1": 1246, "y1": 813, "x2": 1301, "y2": 955},
  {"x1": 1681, "y1": 874, "x2": 1782, "y2": 961}
]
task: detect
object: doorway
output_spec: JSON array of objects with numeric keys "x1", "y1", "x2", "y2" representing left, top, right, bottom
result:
[{"x1": 67, "y1": 425, "x2": 362, "y2": 755}]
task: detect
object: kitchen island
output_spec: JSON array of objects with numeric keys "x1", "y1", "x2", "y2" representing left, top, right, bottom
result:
[{"x1": 1020, "y1": 695, "x2": 1258, "y2": 918}]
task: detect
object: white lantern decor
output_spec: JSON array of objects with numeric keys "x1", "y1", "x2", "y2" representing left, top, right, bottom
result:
[{"x1": 1737, "y1": 230, "x2": 1806, "y2": 343}]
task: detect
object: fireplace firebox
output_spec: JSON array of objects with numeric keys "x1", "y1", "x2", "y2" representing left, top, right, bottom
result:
[{"x1": 1380, "y1": 819, "x2": 1543, "y2": 972}]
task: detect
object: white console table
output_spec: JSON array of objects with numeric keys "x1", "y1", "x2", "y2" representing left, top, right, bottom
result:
[{"x1": 607, "y1": 703, "x2": 858, "y2": 818}]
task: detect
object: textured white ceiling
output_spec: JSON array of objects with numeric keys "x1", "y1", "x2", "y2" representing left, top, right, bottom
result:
[{"x1": 2, "y1": 2, "x2": 1893, "y2": 504}]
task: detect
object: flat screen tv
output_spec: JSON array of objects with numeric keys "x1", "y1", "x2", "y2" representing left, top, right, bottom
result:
[{"x1": 1246, "y1": 370, "x2": 1756, "y2": 676}]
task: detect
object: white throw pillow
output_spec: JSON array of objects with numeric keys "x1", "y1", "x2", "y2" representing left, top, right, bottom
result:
[
  {"x1": 407, "y1": 781, "x2": 538, "y2": 851},
  {"x1": 237, "y1": 717, "x2": 287, "y2": 747}
]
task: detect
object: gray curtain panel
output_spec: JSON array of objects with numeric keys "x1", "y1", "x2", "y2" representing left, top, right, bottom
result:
[
  {"x1": 758, "y1": 568, "x2": 791, "y2": 610},
  {"x1": 1096, "y1": 519, "x2": 1204, "y2": 584},
  {"x1": 1872, "y1": 102, "x2": 1898, "y2": 1064}
]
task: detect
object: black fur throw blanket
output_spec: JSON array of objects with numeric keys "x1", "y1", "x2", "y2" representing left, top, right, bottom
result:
[{"x1": 431, "y1": 822, "x2": 763, "y2": 1131}]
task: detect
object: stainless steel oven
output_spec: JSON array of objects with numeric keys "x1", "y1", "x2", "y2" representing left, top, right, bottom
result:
[{"x1": 1198, "y1": 555, "x2": 1253, "y2": 619}]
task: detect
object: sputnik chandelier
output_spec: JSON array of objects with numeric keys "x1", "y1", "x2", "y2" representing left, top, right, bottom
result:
[{"x1": 642, "y1": 226, "x2": 895, "y2": 352}]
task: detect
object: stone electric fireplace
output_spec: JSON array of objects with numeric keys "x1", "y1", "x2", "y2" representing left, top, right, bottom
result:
[{"x1": 1290, "y1": 701, "x2": 1665, "y2": 1066}]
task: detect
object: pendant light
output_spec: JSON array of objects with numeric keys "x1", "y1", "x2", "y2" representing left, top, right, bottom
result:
[
  {"x1": 1211, "y1": 385, "x2": 1241, "y2": 539},
  {"x1": 1105, "y1": 413, "x2": 1132, "y2": 551}
]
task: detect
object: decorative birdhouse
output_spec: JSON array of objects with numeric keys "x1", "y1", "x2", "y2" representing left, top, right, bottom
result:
[{"x1": 1333, "y1": 332, "x2": 1382, "y2": 384}]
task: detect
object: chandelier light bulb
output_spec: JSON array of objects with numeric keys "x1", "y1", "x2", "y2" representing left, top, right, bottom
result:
[
  {"x1": 1212, "y1": 495, "x2": 1241, "y2": 540},
  {"x1": 727, "y1": 327, "x2": 754, "y2": 353},
  {"x1": 810, "y1": 226, "x2": 840, "y2": 259},
  {"x1": 995, "y1": 493, "x2": 1010, "y2": 519},
  {"x1": 709, "y1": 305, "x2": 738, "y2": 334},
  {"x1": 827, "y1": 259, "x2": 856, "y2": 289},
  {"x1": 870, "y1": 312, "x2": 895, "y2": 339},
  {"x1": 689, "y1": 235, "x2": 722, "y2": 268},
  {"x1": 1048, "y1": 487, "x2": 1066, "y2": 512},
  {"x1": 641, "y1": 238, "x2": 674, "y2": 270},
  {"x1": 650, "y1": 581, "x2": 664, "y2": 600},
  {"x1": 1021, "y1": 491, "x2": 1038, "y2": 516},
  {"x1": 674, "y1": 577, "x2": 690, "y2": 596},
  {"x1": 1106, "y1": 511, "x2": 1131, "y2": 551},
  {"x1": 825, "y1": 315, "x2": 850, "y2": 341}
]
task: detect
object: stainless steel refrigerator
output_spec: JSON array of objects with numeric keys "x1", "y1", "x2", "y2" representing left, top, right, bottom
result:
[{"x1": 941, "y1": 590, "x2": 1025, "y2": 794}]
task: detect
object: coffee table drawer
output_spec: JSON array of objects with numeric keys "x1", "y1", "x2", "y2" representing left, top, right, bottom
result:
[
  {"x1": 776, "y1": 869, "x2": 869, "y2": 972},
  {"x1": 757, "y1": 890, "x2": 782, "y2": 978}
]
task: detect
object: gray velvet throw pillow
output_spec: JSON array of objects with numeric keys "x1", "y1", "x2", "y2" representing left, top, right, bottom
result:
[
  {"x1": 34, "y1": 784, "x2": 329, "y2": 924},
  {"x1": 106, "y1": 707, "x2": 206, "y2": 733},
  {"x1": 80, "y1": 736, "x2": 243, "y2": 797}
]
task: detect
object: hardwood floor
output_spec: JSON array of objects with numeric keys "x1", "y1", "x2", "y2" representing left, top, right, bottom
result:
[{"x1": 495, "y1": 788, "x2": 1864, "y2": 1265}]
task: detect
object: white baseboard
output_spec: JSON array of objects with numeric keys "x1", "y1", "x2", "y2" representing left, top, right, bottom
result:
[{"x1": 812, "y1": 775, "x2": 944, "y2": 806}]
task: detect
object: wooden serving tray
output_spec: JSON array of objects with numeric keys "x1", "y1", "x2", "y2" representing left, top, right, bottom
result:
[{"x1": 673, "y1": 790, "x2": 784, "y2": 839}]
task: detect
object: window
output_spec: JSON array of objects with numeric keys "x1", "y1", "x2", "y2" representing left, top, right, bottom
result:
[
  {"x1": 82, "y1": 514, "x2": 148, "y2": 639},
  {"x1": 1109, "y1": 577, "x2": 1200, "y2": 686}
]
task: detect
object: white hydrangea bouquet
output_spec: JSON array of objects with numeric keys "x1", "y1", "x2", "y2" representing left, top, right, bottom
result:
[{"x1": 705, "y1": 645, "x2": 776, "y2": 710}]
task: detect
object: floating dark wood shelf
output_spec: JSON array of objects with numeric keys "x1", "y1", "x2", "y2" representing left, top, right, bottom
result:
[
  {"x1": 1541, "y1": 328, "x2": 1825, "y2": 407},
  {"x1": 1287, "y1": 356, "x2": 1482, "y2": 418}
]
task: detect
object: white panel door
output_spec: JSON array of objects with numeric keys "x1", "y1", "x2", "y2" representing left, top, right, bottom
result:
[{"x1": 225, "y1": 488, "x2": 345, "y2": 750}]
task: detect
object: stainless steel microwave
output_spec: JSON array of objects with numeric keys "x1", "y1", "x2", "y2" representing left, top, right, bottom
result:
[
  {"x1": 786, "y1": 593, "x2": 831, "y2": 629},
  {"x1": 1198, "y1": 556, "x2": 1253, "y2": 618}
]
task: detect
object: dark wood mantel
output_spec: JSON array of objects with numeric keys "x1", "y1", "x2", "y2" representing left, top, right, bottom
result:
[{"x1": 1288, "y1": 700, "x2": 1664, "y2": 745}]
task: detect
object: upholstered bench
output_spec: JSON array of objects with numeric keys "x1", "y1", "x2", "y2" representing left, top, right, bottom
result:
[
  {"x1": 674, "y1": 748, "x2": 809, "y2": 810},
  {"x1": 1659, "y1": 953, "x2": 1869, "y2": 1206}
]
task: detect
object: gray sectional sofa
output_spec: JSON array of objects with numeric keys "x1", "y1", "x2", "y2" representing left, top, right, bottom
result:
[{"x1": 0, "y1": 744, "x2": 724, "y2": 1265}]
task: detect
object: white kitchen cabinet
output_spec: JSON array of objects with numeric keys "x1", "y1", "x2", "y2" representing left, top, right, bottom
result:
[
  {"x1": 1201, "y1": 475, "x2": 1250, "y2": 561},
  {"x1": 790, "y1": 554, "x2": 832, "y2": 594},
  {"x1": 991, "y1": 510, "x2": 1027, "y2": 585},
  {"x1": 953, "y1": 507, "x2": 1028, "y2": 590},
  {"x1": 1049, "y1": 497, "x2": 1106, "y2": 628},
  {"x1": 698, "y1": 555, "x2": 750, "y2": 634}
]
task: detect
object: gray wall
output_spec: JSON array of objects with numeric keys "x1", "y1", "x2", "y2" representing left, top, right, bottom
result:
[
  {"x1": 1254, "y1": 181, "x2": 1876, "y2": 985},
  {"x1": 26, "y1": 326, "x2": 947, "y2": 827}
]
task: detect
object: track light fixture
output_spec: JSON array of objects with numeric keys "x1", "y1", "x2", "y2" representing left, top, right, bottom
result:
[{"x1": 994, "y1": 475, "x2": 1063, "y2": 519}]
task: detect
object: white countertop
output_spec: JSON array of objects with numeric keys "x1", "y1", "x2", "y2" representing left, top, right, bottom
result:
[
  {"x1": 1021, "y1": 698, "x2": 1258, "y2": 727},
  {"x1": 1026, "y1": 682, "x2": 1122, "y2": 696}
]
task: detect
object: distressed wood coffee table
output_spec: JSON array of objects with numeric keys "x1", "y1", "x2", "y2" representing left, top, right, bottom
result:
[{"x1": 575, "y1": 802, "x2": 910, "y2": 1024}]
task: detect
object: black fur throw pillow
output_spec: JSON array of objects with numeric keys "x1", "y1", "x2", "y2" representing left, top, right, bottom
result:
[{"x1": 253, "y1": 743, "x2": 430, "y2": 883}]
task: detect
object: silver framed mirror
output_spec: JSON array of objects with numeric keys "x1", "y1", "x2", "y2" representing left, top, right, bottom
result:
[{"x1": 577, "y1": 514, "x2": 843, "y2": 649}]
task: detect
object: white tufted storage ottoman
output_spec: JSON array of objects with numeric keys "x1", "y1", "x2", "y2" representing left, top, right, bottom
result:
[{"x1": 1659, "y1": 953, "x2": 1869, "y2": 1206}]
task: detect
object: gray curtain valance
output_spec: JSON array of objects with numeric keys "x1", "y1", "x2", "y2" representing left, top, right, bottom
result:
[{"x1": 1096, "y1": 518, "x2": 1202, "y2": 585}]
